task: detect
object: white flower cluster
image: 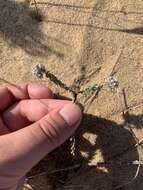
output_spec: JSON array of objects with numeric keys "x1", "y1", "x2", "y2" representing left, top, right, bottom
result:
[
  {"x1": 107, "y1": 76, "x2": 119, "y2": 90},
  {"x1": 31, "y1": 64, "x2": 45, "y2": 78}
]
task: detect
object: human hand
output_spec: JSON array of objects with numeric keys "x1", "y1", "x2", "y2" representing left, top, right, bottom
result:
[{"x1": 0, "y1": 83, "x2": 82, "y2": 190}]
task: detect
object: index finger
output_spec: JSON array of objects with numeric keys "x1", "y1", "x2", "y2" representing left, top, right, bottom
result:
[{"x1": 0, "y1": 83, "x2": 53, "y2": 112}]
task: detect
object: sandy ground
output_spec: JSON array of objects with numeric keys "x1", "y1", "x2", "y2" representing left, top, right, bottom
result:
[{"x1": 0, "y1": 0, "x2": 143, "y2": 189}]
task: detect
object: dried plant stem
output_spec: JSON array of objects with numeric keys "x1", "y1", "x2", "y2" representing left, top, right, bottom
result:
[
  {"x1": 97, "y1": 160, "x2": 143, "y2": 166},
  {"x1": 114, "y1": 155, "x2": 141, "y2": 189},
  {"x1": 63, "y1": 185, "x2": 90, "y2": 189},
  {"x1": 134, "y1": 138, "x2": 143, "y2": 148},
  {"x1": 27, "y1": 164, "x2": 81, "y2": 180},
  {"x1": 33, "y1": 0, "x2": 39, "y2": 16},
  {"x1": 107, "y1": 101, "x2": 143, "y2": 118},
  {"x1": 0, "y1": 77, "x2": 16, "y2": 86},
  {"x1": 26, "y1": 155, "x2": 142, "y2": 189},
  {"x1": 110, "y1": 48, "x2": 123, "y2": 76}
]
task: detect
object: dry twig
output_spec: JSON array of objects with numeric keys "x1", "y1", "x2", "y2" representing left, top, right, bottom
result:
[
  {"x1": 27, "y1": 164, "x2": 81, "y2": 180},
  {"x1": 114, "y1": 155, "x2": 141, "y2": 189}
]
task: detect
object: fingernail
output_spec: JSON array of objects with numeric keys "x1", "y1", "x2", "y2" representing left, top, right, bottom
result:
[{"x1": 59, "y1": 103, "x2": 82, "y2": 126}]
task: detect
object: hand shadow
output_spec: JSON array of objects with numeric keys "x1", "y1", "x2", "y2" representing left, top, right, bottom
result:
[
  {"x1": 0, "y1": 0, "x2": 64, "y2": 58},
  {"x1": 49, "y1": 113, "x2": 142, "y2": 190}
]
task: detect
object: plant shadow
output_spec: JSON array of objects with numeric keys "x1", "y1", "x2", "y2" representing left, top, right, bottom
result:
[
  {"x1": 47, "y1": 19, "x2": 143, "y2": 36},
  {"x1": 45, "y1": 112, "x2": 143, "y2": 190},
  {"x1": 34, "y1": 2, "x2": 143, "y2": 15},
  {"x1": 0, "y1": 0, "x2": 64, "y2": 58}
]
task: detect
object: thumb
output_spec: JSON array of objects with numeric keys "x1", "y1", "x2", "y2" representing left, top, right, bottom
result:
[{"x1": 0, "y1": 103, "x2": 82, "y2": 176}]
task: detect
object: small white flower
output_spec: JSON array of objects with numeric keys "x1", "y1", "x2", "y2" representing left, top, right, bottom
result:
[
  {"x1": 31, "y1": 64, "x2": 45, "y2": 78},
  {"x1": 106, "y1": 76, "x2": 119, "y2": 90}
]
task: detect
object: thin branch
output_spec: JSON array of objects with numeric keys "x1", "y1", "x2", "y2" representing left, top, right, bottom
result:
[
  {"x1": 33, "y1": 0, "x2": 39, "y2": 16},
  {"x1": 107, "y1": 101, "x2": 143, "y2": 118},
  {"x1": 114, "y1": 157, "x2": 141, "y2": 189},
  {"x1": 134, "y1": 138, "x2": 143, "y2": 149},
  {"x1": 0, "y1": 77, "x2": 17, "y2": 86},
  {"x1": 27, "y1": 159, "x2": 143, "y2": 180},
  {"x1": 27, "y1": 164, "x2": 81, "y2": 180}
]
